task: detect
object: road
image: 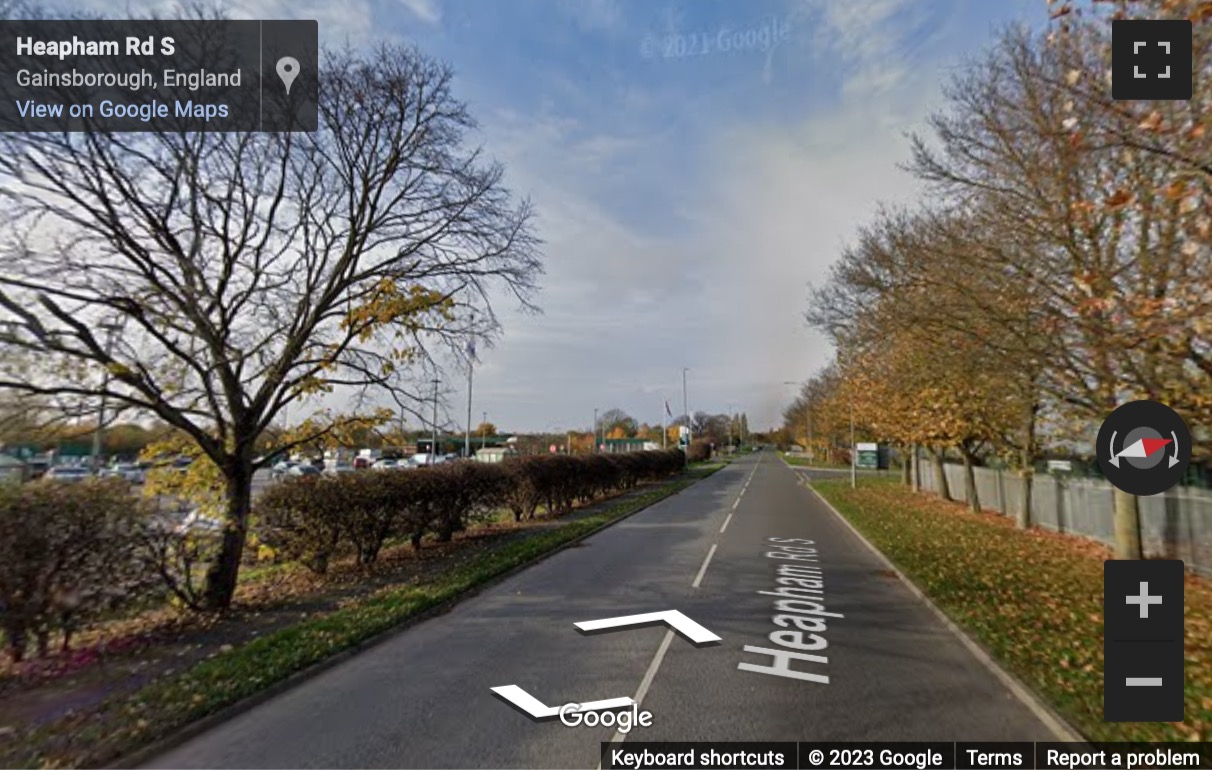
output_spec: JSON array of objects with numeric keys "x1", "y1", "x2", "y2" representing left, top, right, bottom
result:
[{"x1": 146, "y1": 450, "x2": 1064, "y2": 769}]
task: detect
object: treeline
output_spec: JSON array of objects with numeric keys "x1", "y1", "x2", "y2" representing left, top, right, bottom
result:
[
  {"x1": 0, "y1": 450, "x2": 686, "y2": 663},
  {"x1": 792, "y1": 2, "x2": 1212, "y2": 560}
]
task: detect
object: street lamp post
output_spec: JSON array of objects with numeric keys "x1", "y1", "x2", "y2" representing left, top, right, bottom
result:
[
  {"x1": 846, "y1": 357, "x2": 856, "y2": 489},
  {"x1": 465, "y1": 364, "x2": 473, "y2": 460},
  {"x1": 682, "y1": 368, "x2": 690, "y2": 465},
  {"x1": 91, "y1": 322, "x2": 122, "y2": 471},
  {"x1": 431, "y1": 377, "x2": 440, "y2": 464},
  {"x1": 482, "y1": 410, "x2": 488, "y2": 451},
  {"x1": 727, "y1": 403, "x2": 733, "y2": 451},
  {"x1": 593, "y1": 408, "x2": 599, "y2": 454}
]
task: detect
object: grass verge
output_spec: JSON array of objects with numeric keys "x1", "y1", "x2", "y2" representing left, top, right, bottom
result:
[
  {"x1": 811, "y1": 476, "x2": 1212, "y2": 743},
  {"x1": 781, "y1": 455, "x2": 856, "y2": 469},
  {"x1": 4, "y1": 466, "x2": 724, "y2": 769}
]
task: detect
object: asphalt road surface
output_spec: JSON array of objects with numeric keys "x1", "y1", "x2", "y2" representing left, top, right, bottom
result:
[{"x1": 146, "y1": 450, "x2": 1064, "y2": 769}]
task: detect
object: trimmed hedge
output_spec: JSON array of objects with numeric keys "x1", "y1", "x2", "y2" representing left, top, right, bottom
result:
[
  {"x1": 0, "y1": 479, "x2": 159, "y2": 662},
  {"x1": 0, "y1": 449, "x2": 688, "y2": 661},
  {"x1": 257, "y1": 450, "x2": 685, "y2": 573}
]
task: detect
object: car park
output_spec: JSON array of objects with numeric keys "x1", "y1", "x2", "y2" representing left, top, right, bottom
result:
[
  {"x1": 286, "y1": 464, "x2": 321, "y2": 477},
  {"x1": 271, "y1": 460, "x2": 298, "y2": 479},
  {"x1": 100, "y1": 463, "x2": 146, "y2": 484},
  {"x1": 323, "y1": 463, "x2": 356, "y2": 476},
  {"x1": 43, "y1": 466, "x2": 92, "y2": 483},
  {"x1": 372, "y1": 458, "x2": 399, "y2": 470}
]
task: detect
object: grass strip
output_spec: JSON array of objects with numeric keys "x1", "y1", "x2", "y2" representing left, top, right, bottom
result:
[
  {"x1": 5, "y1": 467, "x2": 722, "y2": 769},
  {"x1": 811, "y1": 477, "x2": 1212, "y2": 743},
  {"x1": 781, "y1": 455, "x2": 854, "y2": 469}
]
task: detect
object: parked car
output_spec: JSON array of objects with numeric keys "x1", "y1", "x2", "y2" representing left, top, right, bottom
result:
[
  {"x1": 372, "y1": 458, "x2": 399, "y2": 471},
  {"x1": 176, "y1": 508, "x2": 225, "y2": 535},
  {"x1": 323, "y1": 463, "x2": 356, "y2": 476},
  {"x1": 43, "y1": 466, "x2": 91, "y2": 483},
  {"x1": 286, "y1": 464, "x2": 321, "y2": 477},
  {"x1": 101, "y1": 463, "x2": 146, "y2": 484},
  {"x1": 271, "y1": 460, "x2": 299, "y2": 479}
]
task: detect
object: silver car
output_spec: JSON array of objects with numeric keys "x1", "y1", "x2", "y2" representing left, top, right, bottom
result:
[
  {"x1": 101, "y1": 463, "x2": 146, "y2": 484},
  {"x1": 44, "y1": 466, "x2": 92, "y2": 483}
]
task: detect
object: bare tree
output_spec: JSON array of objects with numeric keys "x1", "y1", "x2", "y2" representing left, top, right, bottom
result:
[{"x1": 0, "y1": 42, "x2": 543, "y2": 609}]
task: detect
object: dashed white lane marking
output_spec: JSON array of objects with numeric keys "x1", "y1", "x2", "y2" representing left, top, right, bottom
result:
[
  {"x1": 720, "y1": 513, "x2": 733, "y2": 533},
  {"x1": 691, "y1": 543, "x2": 718, "y2": 588}
]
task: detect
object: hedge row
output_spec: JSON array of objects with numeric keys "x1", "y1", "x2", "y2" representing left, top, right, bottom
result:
[
  {"x1": 0, "y1": 479, "x2": 160, "y2": 663},
  {"x1": 0, "y1": 450, "x2": 687, "y2": 661},
  {"x1": 256, "y1": 450, "x2": 686, "y2": 574}
]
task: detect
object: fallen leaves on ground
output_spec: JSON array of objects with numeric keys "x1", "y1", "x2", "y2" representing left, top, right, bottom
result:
[{"x1": 814, "y1": 478, "x2": 1212, "y2": 743}]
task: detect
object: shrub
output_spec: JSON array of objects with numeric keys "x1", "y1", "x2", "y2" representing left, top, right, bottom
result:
[
  {"x1": 0, "y1": 478, "x2": 156, "y2": 662},
  {"x1": 687, "y1": 439, "x2": 712, "y2": 462},
  {"x1": 500, "y1": 457, "x2": 546, "y2": 521},
  {"x1": 338, "y1": 472, "x2": 402, "y2": 565},
  {"x1": 255, "y1": 476, "x2": 346, "y2": 575},
  {"x1": 423, "y1": 461, "x2": 511, "y2": 541}
]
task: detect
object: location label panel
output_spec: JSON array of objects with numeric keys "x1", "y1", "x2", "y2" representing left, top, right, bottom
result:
[
  {"x1": 0, "y1": 19, "x2": 317, "y2": 131},
  {"x1": 1103, "y1": 559, "x2": 1184, "y2": 722}
]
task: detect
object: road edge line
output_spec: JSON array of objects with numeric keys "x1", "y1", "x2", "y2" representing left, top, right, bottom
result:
[
  {"x1": 802, "y1": 482, "x2": 1089, "y2": 745},
  {"x1": 115, "y1": 468, "x2": 733, "y2": 770}
]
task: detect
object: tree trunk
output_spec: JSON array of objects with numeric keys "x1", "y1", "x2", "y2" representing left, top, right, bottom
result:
[
  {"x1": 911, "y1": 444, "x2": 921, "y2": 492},
  {"x1": 1016, "y1": 469, "x2": 1033, "y2": 529},
  {"x1": 1016, "y1": 400, "x2": 1039, "y2": 529},
  {"x1": 900, "y1": 445, "x2": 911, "y2": 486},
  {"x1": 960, "y1": 448, "x2": 979, "y2": 513},
  {"x1": 202, "y1": 461, "x2": 254, "y2": 611},
  {"x1": 1113, "y1": 487, "x2": 1143, "y2": 560},
  {"x1": 930, "y1": 448, "x2": 951, "y2": 501}
]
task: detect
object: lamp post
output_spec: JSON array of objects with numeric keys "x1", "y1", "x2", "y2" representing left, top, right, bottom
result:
[
  {"x1": 431, "y1": 377, "x2": 440, "y2": 464},
  {"x1": 844, "y1": 353, "x2": 856, "y2": 489},
  {"x1": 482, "y1": 410, "x2": 488, "y2": 451},
  {"x1": 465, "y1": 364, "x2": 473, "y2": 460},
  {"x1": 682, "y1": 368, "x2": 690, "y2": 465},
  {"x1": 593, "y1": 408, "x2": 599, "y2": 454},
  {"x1": 91, "y1": 321, "x2": 122, "y2": 471}
]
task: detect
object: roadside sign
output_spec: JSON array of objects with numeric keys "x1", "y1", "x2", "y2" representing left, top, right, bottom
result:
[
  {"x1": 549, "y1": 444, "x2": 557, "y2": 453},
  {"x1": 856, "y1": 442, "x2": 880, "y2": 469}
]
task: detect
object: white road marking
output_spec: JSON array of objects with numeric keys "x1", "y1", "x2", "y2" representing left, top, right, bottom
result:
[
  {"x1": 720, "y1": 512, "x2": 733, "y2": 533},
  {"x1": 692, "y1": 543, "x2": 718, "y2": 588},
  {"x1": 602, "y1": 630, "x2": 676, "y2": 752},
  {"x1": 732, "y1": 496, "x2": 740, "y2": 509}
]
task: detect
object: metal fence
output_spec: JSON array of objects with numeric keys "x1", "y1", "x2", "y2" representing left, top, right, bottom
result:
[{"x1": 918, "y1": 462, "x2": 1212, "y2": 576}]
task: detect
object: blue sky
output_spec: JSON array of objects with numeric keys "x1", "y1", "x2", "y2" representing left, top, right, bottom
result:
[{"x1": 78, "y1": 0, "x2": 1044, "y2": 434}]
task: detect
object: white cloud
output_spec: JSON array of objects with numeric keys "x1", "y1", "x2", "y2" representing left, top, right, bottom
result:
[
  {"x1": 790, "y1": 0, "x2": 931, "y2": 98},
  {"x1": 398, "y1": 0, "x2": 441, "y2": 25},
  {"x1": 462, "y1": 66, "x2": 943, "y2": 431}
]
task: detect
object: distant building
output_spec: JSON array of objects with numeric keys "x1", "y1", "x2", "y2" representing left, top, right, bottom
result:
[
  {"x1": 600, "y1": 438, "x2": 657, "y2": 454},
  {"x1": 0, "y1": 454, "x2": 26, "y2": 483},
  {"x1": 419, "y1": 435, "x2": 513, "y2": 457},
  {"x1": 474, "y1": 446, "x2": 519, "y2": 463}
]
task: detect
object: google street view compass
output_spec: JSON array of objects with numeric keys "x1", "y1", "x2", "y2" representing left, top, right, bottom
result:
[{"x1": 1097, "y1": 400, "x2": 1191, "y2": 496}]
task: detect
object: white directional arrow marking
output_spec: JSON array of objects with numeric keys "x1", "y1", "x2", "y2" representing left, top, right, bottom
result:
[
  {"x1": 489, "y1": 684, "x2": 633, "y2": 720},
  {"x1": 574, "y1": 610, "x2": 721, "y2": 645}
]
